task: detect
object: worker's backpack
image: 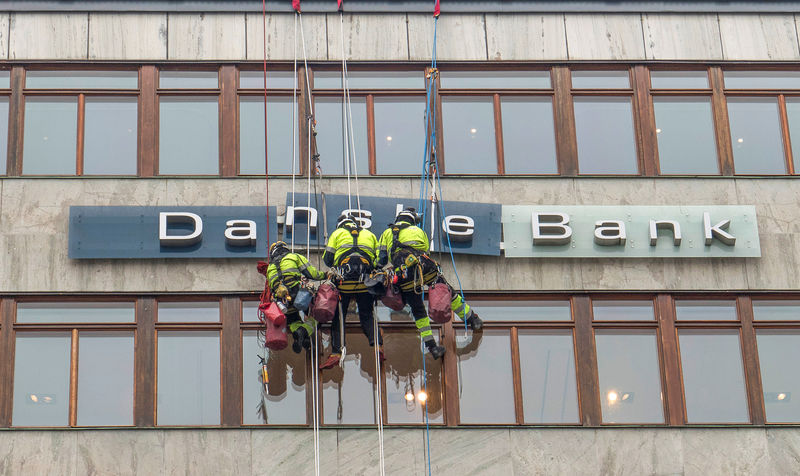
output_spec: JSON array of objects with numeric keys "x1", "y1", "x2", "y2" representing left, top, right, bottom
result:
[
  {"x1": 311, "y1": 282, "x2": 339, "y2": 323},
  {"x1": 428, "y1": 282, "x2": 453, "y2": 323},
  {"x1": 338, "y1": 227, "x2": 373, "y2": 280},
  {"x1": 389, "y1": 223, "x2": 438, "y2": 276}
]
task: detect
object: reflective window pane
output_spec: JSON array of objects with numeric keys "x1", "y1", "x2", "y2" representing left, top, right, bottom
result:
[
  {"x1": 675, "y1": 300, "x2": 737, "y2": 321},
  {"x1": 384, "y1": 331, "x2": 443, "y2": 424},
  {"x1": 243, "y1": 331, "x2": 306, "y2": 425},
  {"x1": 679, "y1": 330, "x2": 748, "y2": 423},
  {"x1": 159, "y1": 97, "x2": 219, "y2": 174},
  {"x1": 17, "y1": 302, "x2": 135, "y2": 323},
  {"x1": 0, "y1": 97, "x2": 8, "y2": 174},
  {"x1": 159, "y1": 71, "x2": 218, "y2": 89},
  {"x1": 753, "y1": 300, "x2": 800, "y2": 320},
  {"x1": 442, "y1": 97, "x2": 497, "y2": 174},
  {"x1": 375, "y1": 302, "x2": 414, "y2": 322},
  {"x1": 77, "y1": 332, "x2": 134, "y2": 426},
  {"x1": 724, "y1": 71, "x2": 800, "y2": 89},
  {"x1": 22, "y1": 97, "x2": 77, "y2": 175},
  {"x1": 650, "y1": 71, "x2": 709, "y2": 89},
  {"x1": 0, "y1": 70, "x2": 10, "y2": 89},
  {"x1": 468, "y1": 300, "x2": 571, "y2": 321},
  {"x1": 374, "y1": 97, "x2": 426, "y2": 174},
  {"x1": 26, "y1": 71, "x2": 138, "y2": 89},
  {"x1": 314, "y1": 97, "x2": 368, "y2": 175},
  {"x1": 323, "y1": 331, "x2": 377, "y2": 424},
  {"x1": 457, "y1": 329, "x2": 515, "y2": 423},
  {"x1": 518, "y1": 330, "x2": 579, "y2": 424},
  {"x1": 728, "y1": 98, "x2": 786, "y2": 174},
  {"x1": 757, "y1": 331, "x2": 800, "y2": 422},
  {"x1": 157, "y1": 331, "x2": 220, "y2": 425},
  {"x1": 596, "y1": 331, "x2": 664, "y2": 423},
  {"x1": 783, "y1": 98, "x2": 800, "y2": 173},
  {"x1": 13, "y1": 332, "x2": 71, "y2": 426},
  {"x1": 314, "y1": 70, "x2": 424, "y2": 89},
  {"x1": 239, "y1": 97, "x2": 297, "y2": 175},
  {"x1": 441, "y1": 71, "x2": 551, "y2": 89},
  {"x1": 592, "y1": 301, "x2": 654, "y2": 321},
  {"x1": 572, "y1": 71, "x2": 630, "y2": 89},
  {"x1": 574, "y1": 97, "x2": 637, "y2": 174},
  {"x1": 158, "y1": 302, "x2": 219, "y2": 322},
  {"x1": 501, "y1": 97, "x2": 557, "y2": 174},
  {"x1": 240, "y1": 71, "x2": 297, "y2": 89},
  {"x1": 84, "y1": 97, "x2": 138, "y2": 175},
  {"x1": 242, "y1": 301, "x2": 261, "y2": 322},
  {"x1": 654, "y1": 97, "x2": 719, "y2": 174}
]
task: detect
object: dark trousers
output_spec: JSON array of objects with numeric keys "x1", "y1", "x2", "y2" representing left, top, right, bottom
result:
[
  {"x1": 331, "y1": 291, "x2": 383, "y2": 354},
  {"x1": 400, "y1": 290, "x2": 437, "y2": 347}
]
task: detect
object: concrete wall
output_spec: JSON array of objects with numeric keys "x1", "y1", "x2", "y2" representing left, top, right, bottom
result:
[
  {"x1": 1, "y1": 177, "x2": 798, "y2": 293},
  {"x1": 1, "y1": 427, "x2": 799, "y2": 475},
  {"x1": 1, "y1": 12, "x2": 800, "y2": 61}
]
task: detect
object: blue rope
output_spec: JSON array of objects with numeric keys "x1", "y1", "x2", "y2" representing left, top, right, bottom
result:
[
  {"x1": 435, "y1": 174, "x2": 469, "y2": 332},
  {"x1": 421, "y1": 337, "x2": 432, "y2": 476}
]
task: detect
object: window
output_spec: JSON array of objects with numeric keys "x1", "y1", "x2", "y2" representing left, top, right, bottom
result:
[
  {"x1": 756, "y1": 331, "x2": 800, "y2": 422},
  {"x1": 0, "y1": 71, "x2": 10, "y2": 174},
  {"x1": 728, "y1": 98, "x2": 786, "y2": 174},
  {"x1": 469, "y1": 300, "x2": 571, "y2": 321},
  {"x1": 322, "y1": 331, "x2": 378, "y2": 424},
  {"x1": 22, "y1": 70, "x2": 138, "y2": 175},
  {"x1": 157, "y1": 301, "x2": 220, "y2": 323},
  {"x1": 16, "y1": 302, "x2": 135, "y2": 323},
  {"x1": 593, "y1": 300, "x2": 654, "y2": 321},
  {"x1": 77, "y1": 332, "x2": 134, "y2": 426},
  {"x1": 313, "y1": 96, "x2": 369, "y2": 175},
  {"x1": 752, "y1": 300, "x2": 800, "y2": 320},
  {"x1": 518, "y1": 330, "x2": 579, "y2": 424},
  {"x1": 456, "y1": 329, "x2": 515, "y2": 424},
  {"x1": 675, "y1": 300, "x2": 737, "y2": 321},
  {"x1": 158, "y1": 71, "x2": 219, "y2": 175},
  {"x1": 12, "y1": 332, "x2": 71, "y2": 426},
  {"x1": 384, "y1": 331, "x2": 443, "y2": 424}
]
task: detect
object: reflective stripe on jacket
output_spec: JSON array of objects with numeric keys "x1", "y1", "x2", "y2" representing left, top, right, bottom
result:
[
  {"x1": 322, "y1": 226, "x2": 378, "y2": 268},
  {"x1": 267, "y1": 253, "x2": 325, "y2": 289},
  {"x1": 377, "y1": 224, "x2": 430, "y2": 267}
]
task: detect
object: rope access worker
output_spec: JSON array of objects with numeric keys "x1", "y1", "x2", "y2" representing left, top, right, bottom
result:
[
  {"x1": 377, "y1": 208, "x2": 483, "y2": 360},
  {"x1": 266, "y1": 241, "x2": 328, "y2": 353},
  {"x1": 319, "y1": 213, "x2": 384, "y2": 370}
]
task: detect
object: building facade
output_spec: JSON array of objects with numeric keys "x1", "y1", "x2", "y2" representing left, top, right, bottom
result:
[{"x1": 2, "y1": 0, "x2": 800, "y2": 474}]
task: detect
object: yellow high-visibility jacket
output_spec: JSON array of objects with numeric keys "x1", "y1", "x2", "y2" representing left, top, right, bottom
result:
[
  {"x1": 377, "y1": 222, "x2": 430, "y2": 267},
  {"x1": 322, "y1": 225, "x2": 378, "y2": 268},
  {"x1": 267, "y1": 253, "x2": 325, "y2": 290}
]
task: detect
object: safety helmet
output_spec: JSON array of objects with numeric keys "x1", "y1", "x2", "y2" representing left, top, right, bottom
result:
[
  {"x1": 269, "y1": 241, "x2": 289, "y2": 260},
  {"x1": 395, "y1": 208, "x2": 421, "y2": 225},
  {"x1": 336, "y1": 213, "x2": 357, "y2": 229}
]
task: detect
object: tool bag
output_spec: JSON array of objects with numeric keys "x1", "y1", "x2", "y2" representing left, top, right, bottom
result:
[
  {"x1": 294, "y1": 287, "x2": 314, "y2": 313},
  {"x1": 311, "y1": 282, "x2": 339, "y2": 323},
  {"x1": 264, "y1": 317, "x2": 288, "y2": 350},
  {"x1": 428, "y1": 282, "x2": 453, "y2": 323},
  {"x1": 381, "y1": 283, "x2": 405, "y2": 311}
]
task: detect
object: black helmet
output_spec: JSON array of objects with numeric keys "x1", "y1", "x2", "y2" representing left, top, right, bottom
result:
[
  {"x1": 337, "y1": 213, "x2": 358, "y2": 229},
  {"x1": 269, "y1": 241, "x2": 289, "y2": 260},
  {"x1": 395, "y1": 208, "x2": 421, "y2": 225}
]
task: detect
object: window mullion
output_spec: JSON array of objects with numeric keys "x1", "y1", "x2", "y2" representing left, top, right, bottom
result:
[
  {"x1": 366, "y1": 93, "x2": 376, "y2": 175},
  {"x1": 69, "y1": 328, "x2": 78, "y2": 427},
  {"x1": 7, "y1": 67, "x2": 24, "y2": 176},
  {"x1": 739, "y1": 296, "x2": 766, "y2": 425},
  {"x1": 632, "y1": 65, "x2": 658, "y2": 176},
  {"x1": 220, "y1": 297, "x2": 242, "y2": 426},
  {"x1": 493, "y1": 93, "x2": 505, "y2": 175},
  {"x1": 220, "y1": 65, "x2": 237, "y2": 177},
  {"x1": 510, "y1": 326, "x2": 523, "y2": 424},
  {"x1": 139, "y1": 66, "x2": 157, "y2": 177},
  {"x1": 441, "y1": 320, "x2": 459, "y2": 426},
  {"x1": 709, "y1": 66, "x2": 735, "y2": 175},
  {"x1": 778, "y1": 94, "x2": 795, "y2": 174},
  {"x1": 656, "y1": 293, "x2": 685, "y2": 425},
  {"x1": 0, "y1": 299, "x2": 15, "y2": 427},
  {"x1": 551, "y1": 66, "x2": 578, "y2": 176},
  {"x1": 76, "y1": 93, "x2": 85, "y2": 176},
  {"x1": 573, "y1": 295, "x2": 601, "y2": 426},
  {"x1": 134, "y1": 297, "x2": 156, "y2": 426}
]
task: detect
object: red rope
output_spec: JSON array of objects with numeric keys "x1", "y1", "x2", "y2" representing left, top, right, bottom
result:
[
  {"x1": 262, "y1": 0, "x2": 270, "y2": 264},
  {"x1": 434, "y1": 0, "x2": 440, "y2": 17}
]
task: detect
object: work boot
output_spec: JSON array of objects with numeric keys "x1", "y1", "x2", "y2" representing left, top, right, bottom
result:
[
  {"x1": 302, "y1": 331, "x2": 312, "y2": 351},
  {"x1": 320, "y1": 353, "x2": 341, "y2": 370},
  {"x1": 427, "y1": 343, "x2": 446, "y2": 360},
  {"x1": 466, "y1": 312, "x2": 483, "y2": 332},
  {"x1": 292, "y1": 328, "x2": 309, "y2": 354}
]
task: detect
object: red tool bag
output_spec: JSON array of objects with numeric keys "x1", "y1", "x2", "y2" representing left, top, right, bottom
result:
[
  {"x1": 264, "y1": 317, "x2": 288, "y2": 350},
  {"x1": 311, "y1": 282, "x2": 339, "y2": 323},
  {"x1": 428, "y1": 283, "x2": 453, "y2": 324},
  {"x1": 381, "y1": 284, "x2": 404, "y2": 311}
]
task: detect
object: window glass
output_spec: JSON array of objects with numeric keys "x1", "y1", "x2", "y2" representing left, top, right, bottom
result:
[
  {"x1": 679, "y1": 330, "x2": 748, "y2": 423},
  {"x1": 375, "y1": 302, "x2": 414, "y2": 322},
  {"x1": 518, "y1": 330, "x2": 579, "y2": 424},
  {"x1": 26, "y1": 71, "x2": 138, "y2": 89},
  {"x1": 239, "y1": 97, "x2": 297, "y2": 175},
  {"x1": 239, "y1": 71, "x2": 297, "y2": 89},
  {"x1": 753, "y1": 300, "x2": 800, "y2": 320},
  {"x1": 16, "y1": 302, "x2": 135, "y2": 324},
  {"x1": 592, "y1": 301, "x2": 654, "y2": 321},
  {"x1": 384, "y1": 331, "x2": 443, "y2": 424},
  {"x1": 0, "y1": 70, "x2": 10, "y2": 89},
  {"x1": 22, "y1": 97, "x2": 77, "y2": 175},
  {"x1": 468, "y1": 300, "x2": 571, "y2": 321},
  {"x1": 314, "y1": 71, "x2": 424, "y2": 90},
  {"x1": 728, "y1": 98, "x2": 786, "y2": 174},
  {"x1": 243, "y1": 331, "x2": 306, "y2": 425},
  {"x1": 574, "y1": 97, "x2": 637, "y2": 174},
  {"x1": 572, "y1": 71, "x2": 630, "y2": 89},
  {"x1": 654, "y1": 97, "x2": 719, "y2": 175},
  {"x1": 77, "y1": 332, "x2": 134, "y2": 426},
  {"x1": 0, "y1": 97, "x2": 8, "y2": 174},
  {"x1": 757, "y1": 331, "x2": 800, "y2": 422},
  {"x1": 595, "y1": 330, "x2": 664, "y2": 424},
  {"x1": 442, "y1": 97, "x2": 497, "y2": 174},
  {"x1": 314, "y1": 97, "x2": 369, "y2": 175},
  {"x1": 650, "y1": 71, "x2": 709, "y2": 89},
  {"x1": 675, "y1": 300, "x2": 737, "y2": 321},
  {"x1": 783, "y1": 98, "x2": 800, "y2": 174},
  {"x1": 440, "y1": 71, "x2": 551, "y2": 89},
  {"x1": 83, "y1": 97, "x2": 138, "y2": 175},
  {"x1": 501, "y1": 97, "x2": 558, "y2": 174},
  {"x1": 159, "y1": 97, "x2": 219, "y2": 174},
  {"x1": 456, "y1": 329, "x2": 515, "y2": 423},
  {"x1": 242, "y1": 301, "x2": 261, "y2": 323},
  {"x1": 724, "y1": 71, "x2": 800, "y2": 90},
  {"x1": 159, "y1": 71, "x2": 218, "y2": 89},
  {"x1": 158, "y1": 302, "x2": 219, "y2": 323},
  {"x1": 12, "y1": 332, "x2": 71, "y2": 426},
  {"x1": 374, "y1": 97, "x2": 426, "y2": 174},
  {"x1": 323, "y1": 331, "x2": 377, "y2": 424},
  {"x1": 157, "y1": 331, "x2": 220, "y2": 425}
]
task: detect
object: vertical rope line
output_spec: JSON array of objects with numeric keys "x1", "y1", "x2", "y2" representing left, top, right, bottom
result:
[
  {"x1": 421, "y1": 337, "x2": 432, "y2": 476},
  {"x1": 291, "y1": 13, "x2": 298, "y2": 252},
  {"x1": 262, "y1": 0, "x2": 270, "y2": 253},
  {"x1": 339, "y1": 12, "x2": 353, "y2": 210},
  {"x1": 372, "y1": 311, "x2": 386, "y2": 475},
  {"x1": 342, "y1": 52, "x2": 362, "y2": 212}
]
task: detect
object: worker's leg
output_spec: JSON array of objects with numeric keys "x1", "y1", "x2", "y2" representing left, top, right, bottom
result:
[
  {"x1": 401, "y1": 290, "x2": 445, "y2": 359},
  {"x1": 355, "y1": 292, "x2": 382, "y2": 347},
  {"x1": 321, "y1": 293, "x2": 351, "y2": 369},
  {"x1": 286, "y1": 308, "x2": 307, "y2": 354}
]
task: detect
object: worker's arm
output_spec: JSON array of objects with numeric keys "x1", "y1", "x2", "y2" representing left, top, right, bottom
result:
[
  {"x1": 377, "y1": 229, "x2": 391, "y2": 267},
  {"x1": 297, "y1": 254, "x2": 326, "y2": 280},
  {"x1": 322, "y1": 230, "x2": 340, "y2": 268}
]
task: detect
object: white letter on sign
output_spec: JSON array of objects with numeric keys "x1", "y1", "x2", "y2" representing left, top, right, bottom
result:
[
  {"x1": 159, "y1": 212, "x2": 203, "y2": 247},
  {"x1": 442, "y1": 215, "x2": 474, "y2": 242},
  {"x1": 285, "y1": 206, "x2": 318, "y2": 233},
  {"x1": 341, "y1": 209, "x2": 373, "y2": 229},
  {"x1": 703, "y1": 212, "x2": 736, "y2": 246},
  {"x1": 225, "y1": 220, "x2": 257, "y2": 247},
  {"x1": 532, "y1": 213, "x2": 572, "y2": 245},
  {"x1": 594, "y1": 220, "x2": 626, "y2": 246}
]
